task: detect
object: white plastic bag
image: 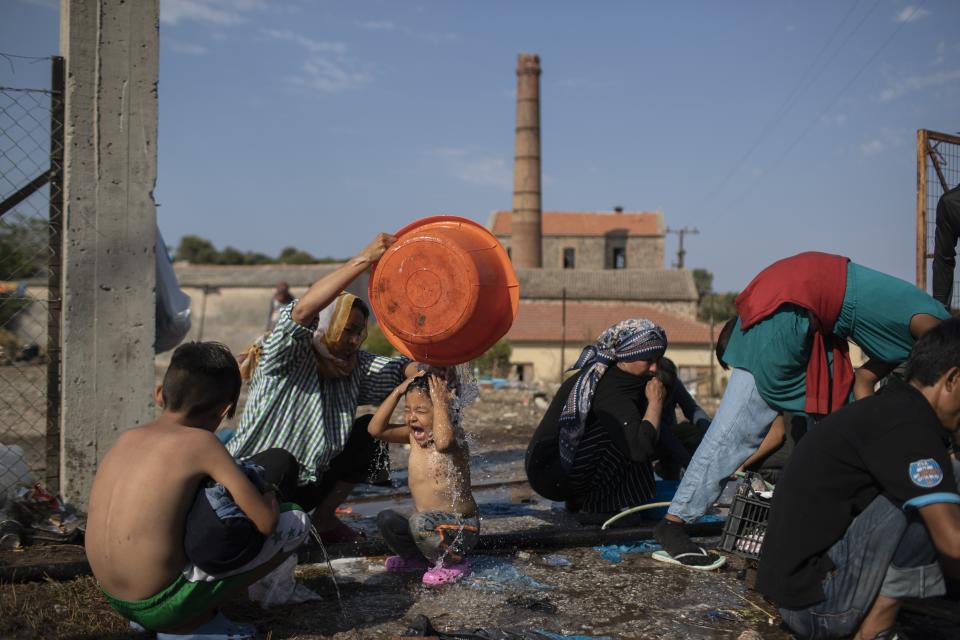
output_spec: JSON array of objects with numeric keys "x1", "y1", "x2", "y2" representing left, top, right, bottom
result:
[
  {"x1": 155, "y1": 228, "x2": 192, "y2": 353},
  {"x1": 247, "y1": 555, "x2": 322, "y2": 608}
]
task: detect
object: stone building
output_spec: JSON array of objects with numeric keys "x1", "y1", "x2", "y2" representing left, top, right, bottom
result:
[
  {"x1": 502, "y1": 265, "x2": 715, "y2": 389},
  {"x1": 489, "y1": 209, "x2": 665, "y2": 271},
  {"x1": 162, "y1": 263, "x2": 368, "y2": 363}
]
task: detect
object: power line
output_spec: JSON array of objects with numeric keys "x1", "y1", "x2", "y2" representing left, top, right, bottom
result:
[
  {"x1": 700, "y1": 0, "x2": 879, "y2": 207},
  {"x1": 719, "y1": 0, "x2": 928, "y2": 216}
]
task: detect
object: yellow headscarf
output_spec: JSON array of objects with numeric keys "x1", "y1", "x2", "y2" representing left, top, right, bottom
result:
[
  {"x1": 313, "y1": 292, "x2": 366, "y2": 378},
  {"x1": 319, "y1": 292, "x2": 359, "y2": 349}
]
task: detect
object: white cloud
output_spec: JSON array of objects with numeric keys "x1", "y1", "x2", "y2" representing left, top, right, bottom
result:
[
  {"x1": 555, "y1": 77, "x2": 610, "y2": 90},
  {"x1": 860, "y1": 139, "x2": 884, "y2": 157},
  {"x1": 427, "y1": 147, "x2": 468, "y2": 158},
  {"x1": 879, "y1": 69, "x2": 960, "y2": 101},
  {"x1": 424, "y1": 147, "x2": 512, "y2": 189},
  {"x1": 262, "y1": 28, "x2": 366, "y2": 94},
  {"x1": 286, "y1": 58, "x2": 372, "y2": 94},
  {"x1": 360, "y1": 20, "x2": 396, "y2": 31},
  {"x1": 161, "y1": 0, "x2": 265, "y2": 26},
  {"x1": 934, "y1": 41, "x2": 946, "y2": 65},
  {"x1": 261, "y1": 28, "x2": 346, "y2": 56},
  {"x1": 454, "y1": 157, "x2": 512, "y2": 191},
  {"x1": 820, "y1": 113, "x2": 848, "y2": 126},
  {"x1": 893, "y1": 5, "x2": 930, "y2": 23},
  {"x1": 167, "y1": 40, "x2": 208, "y2": 55}
]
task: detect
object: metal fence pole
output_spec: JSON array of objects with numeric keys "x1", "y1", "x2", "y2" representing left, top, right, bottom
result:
[
  {"x1": 916, "y1": 129, "x2": 928, "y2": 290},
  {"x1": 45, "y1": 56, "x2": 65, "y2": 494}
]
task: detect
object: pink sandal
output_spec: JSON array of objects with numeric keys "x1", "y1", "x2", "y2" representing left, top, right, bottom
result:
[
  {"x1": 422, "y1": 561, "x2": 469, "y2": 586},
  {"x1": 384, "y1": 555, "x2": 430, "y2": 572}
]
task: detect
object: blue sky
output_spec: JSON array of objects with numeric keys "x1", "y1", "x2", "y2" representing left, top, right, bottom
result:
[{"x1": 3, "y1": 0, "x2": 959, "y2": 291}]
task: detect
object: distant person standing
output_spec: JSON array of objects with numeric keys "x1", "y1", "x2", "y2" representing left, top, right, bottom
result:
[
  {"x1": 266, "y1": 281, "x2": 295, "y2": 332},
  {"x1": 932, "y1": 183, "x2": 960, "y2": 310}
]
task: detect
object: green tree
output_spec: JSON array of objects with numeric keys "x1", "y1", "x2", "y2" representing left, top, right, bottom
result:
[
  {"x1": 692, "y1": 268, "x2": 713, "y2": 300},
  {"x1": 0, "y1": 214, "x2": 47, "y2": 281},
  {"x1": 364, "y1": 323, "x2": 398, "y2": 356},
  {"x1": 278, "y1": 246, "x2": 317, "y2": 265},
  {"x1": 175, "y1": 235, "x2": 219, "y2": 263},
  {"x1": 0, "y1": 214, "x2": 46, "y2": 332},
  {"x1": 243, "y1": 251, "x2": 273, "y2": 265},
  {"x1": 473, "y1": 339, "x2": 512, "y2": 377},
  {"x1": 217, "y1": 246, "x2": 246, "y2": 265},
  {"x1": 698, "y1": 291, "x2": 738, "y2": 323}
]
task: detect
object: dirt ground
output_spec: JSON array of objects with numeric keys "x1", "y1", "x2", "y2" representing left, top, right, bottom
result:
[{"x1": 1, "y1": 386, "x2": 959, "y2": 639}]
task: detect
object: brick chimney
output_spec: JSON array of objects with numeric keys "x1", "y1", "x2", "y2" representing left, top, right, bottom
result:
[{"x1": 510, "y1": 53, "x2": 542, "y2": 268}]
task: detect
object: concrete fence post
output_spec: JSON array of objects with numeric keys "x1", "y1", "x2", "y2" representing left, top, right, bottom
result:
[{"x1": 59, "y1": 0, "x2": 159, "y2": 505}]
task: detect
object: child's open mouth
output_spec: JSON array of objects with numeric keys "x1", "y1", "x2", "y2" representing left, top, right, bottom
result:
[{"x1": 410, "y1": 426, "x2": 428, "y2": 442}]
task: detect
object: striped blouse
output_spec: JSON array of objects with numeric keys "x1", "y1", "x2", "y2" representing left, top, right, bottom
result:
[{"x1": 227, "y1": 302, "x2": 409, "y2": 483}]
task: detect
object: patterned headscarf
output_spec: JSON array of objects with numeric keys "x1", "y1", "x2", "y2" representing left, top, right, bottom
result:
[{"x1": 559, "y1": 318, "x2": 668, "y2": 470}]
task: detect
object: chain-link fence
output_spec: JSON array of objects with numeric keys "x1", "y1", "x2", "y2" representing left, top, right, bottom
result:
[
  {"x1": 0, "y1": 56, "x2": 64, "y2": 494},
  {"x1": 915, "y1": 129, "x2": 960, "y2": 304}
]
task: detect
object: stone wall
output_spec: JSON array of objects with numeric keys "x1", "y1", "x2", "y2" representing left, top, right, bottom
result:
[{"x1": 504, "y1": 235, "x2": 663, "y2": 270}]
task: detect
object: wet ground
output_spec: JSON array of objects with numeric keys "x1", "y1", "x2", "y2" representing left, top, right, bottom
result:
[{"x1": 1, "y1": 386, "x2": 958, "y2": 638}]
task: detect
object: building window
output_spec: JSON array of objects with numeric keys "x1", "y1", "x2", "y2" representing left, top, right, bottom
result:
[
  {"x1": 562, "y1": 247, "x2": 575, "y2": 269},
  {"x1": 612, "y1": 247, "x2": 626, "y2": 269}
]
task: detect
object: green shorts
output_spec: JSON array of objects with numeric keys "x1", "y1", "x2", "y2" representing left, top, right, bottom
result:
[
  {"x1": 101, "y1": 570, "x2": 255, "y2": 631},
  {"x1": 100, "y1": 503, "x2": 308, "y2": 631}
]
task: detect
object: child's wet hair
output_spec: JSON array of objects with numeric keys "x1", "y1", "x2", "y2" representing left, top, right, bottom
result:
[
  {"x1": 162, "y1": 341, "x2": 242, "y2": 418},
  {"x1": 404, "y1": 374, "x2": 431, "y2": 398}
]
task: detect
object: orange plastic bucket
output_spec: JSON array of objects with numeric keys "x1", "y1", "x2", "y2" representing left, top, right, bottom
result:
[{"x1": 369, "y1": 215, "x2": 520, "y2": 366}]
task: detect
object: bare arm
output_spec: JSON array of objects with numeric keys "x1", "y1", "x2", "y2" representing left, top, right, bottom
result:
[
  {"x1": 918, "y1": 502, "x2": 960, "y2": 576},
  {"x1": 290, "y1": 232, "x2": 396, "y2": 327},
  {"x1": 737, "y1": 414, "x2": 786, "y2": 473},
  {"x1": 428, "y1": 374, "x2": 457, "y2": 452},
  {"x1": 854, "y1": 359, "x2": 897, "y2": 400},
  {"x1": 368, "y1": 373, "x2": 424, "y2": 444},
  {"x1": 200, "y1": 434, "x2": 278, "y2": 536},
  {"x1": 910, "y1": 312, "x2": 944, "y2": 340}
]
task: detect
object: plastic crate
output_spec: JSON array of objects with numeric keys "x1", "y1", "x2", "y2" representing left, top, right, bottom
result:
[{"x1": 719, "y1": 483, "x2": 771, "y2": 561}]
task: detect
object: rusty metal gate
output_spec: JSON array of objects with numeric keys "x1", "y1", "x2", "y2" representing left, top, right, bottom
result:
[
  {"x1": 0, "y1": 56, "x2": 64, "y2": 494},
  {"x1": 915, "y1": 129, "x2": 960, "y2": 304}
]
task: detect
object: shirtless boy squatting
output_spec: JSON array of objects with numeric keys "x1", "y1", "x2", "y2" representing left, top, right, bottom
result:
[
  {"x1": 85, "y1": 342, "x2": 309, "y2": 638},
  {"x1": 368, "y1": 372, "x2": 480, "y2": 586}
]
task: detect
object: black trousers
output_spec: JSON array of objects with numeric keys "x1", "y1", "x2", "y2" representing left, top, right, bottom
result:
[
  {"x1": 932, "y1": 184, "x2": 960, "y2": 308},
  {"x1": 248, "y1": 414, "x2": 382, "y2": 512}
]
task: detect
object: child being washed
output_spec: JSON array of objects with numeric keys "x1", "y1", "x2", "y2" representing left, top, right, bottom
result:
[{"x1": 367, "y1": 371, "x2": 479, "y2": 586}]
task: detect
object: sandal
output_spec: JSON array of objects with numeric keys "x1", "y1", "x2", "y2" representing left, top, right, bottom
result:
[
  {"x1": 422, "y1": 561, "x2": 469, "y2": 586},
  {"x1": 384, "y1": 555, "x2": 430, "y2": 572}
]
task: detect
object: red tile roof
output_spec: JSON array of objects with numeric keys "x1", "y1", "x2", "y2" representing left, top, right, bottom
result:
[
  {"x1": 490, "y1": 211, "x2": 662, "y2": 237},
  {"x1": 507, "y1": 300, "x2": 711, "y2": 345}
]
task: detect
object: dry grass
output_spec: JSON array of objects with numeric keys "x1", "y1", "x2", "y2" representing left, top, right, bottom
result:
[{"x1": 0, "y1": 575, "x2": 135, "y2": 639}]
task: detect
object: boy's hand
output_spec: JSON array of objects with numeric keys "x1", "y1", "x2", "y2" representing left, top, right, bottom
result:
[
  {"x1": 396, "y1": 370, "x2": 426, "y2": 395},
  {"x1": 428, "y1": 374, "x2": 452, "y2": 407},
  {"x1": 356, "y1": 232, "x2": 397, "y2": 265}
]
